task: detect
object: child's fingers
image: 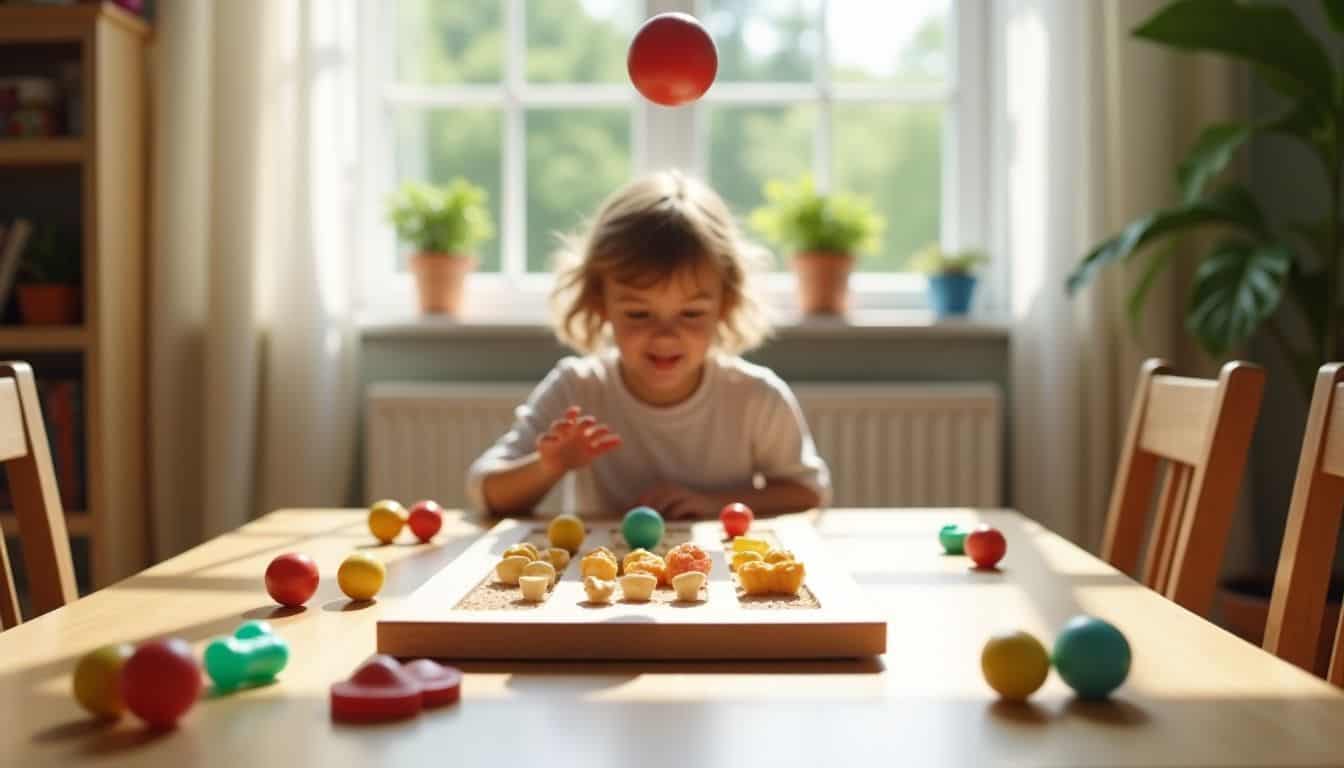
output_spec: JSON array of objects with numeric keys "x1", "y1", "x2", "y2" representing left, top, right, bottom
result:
[
  {"x1": 587, "y1": 434, "x2": 622, "y2": 456},
  {"x1": 536, "y1": 433, "x2": 561, "y2": 450},
  {"x1": 563, "y1": 405, "x2": 581, "y2": 421},
  {"x1": 584, "y1": 424, "x2": 612, "y2": 441}
]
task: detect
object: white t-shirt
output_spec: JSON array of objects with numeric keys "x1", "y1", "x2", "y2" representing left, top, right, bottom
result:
[{"x1": 466, "y1": 350, "x2": 831, "y2": 516}]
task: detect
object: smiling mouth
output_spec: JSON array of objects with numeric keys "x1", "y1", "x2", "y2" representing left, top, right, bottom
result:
[{"x1": 648, "y1": 353, "x2": 683, "y2": 371}]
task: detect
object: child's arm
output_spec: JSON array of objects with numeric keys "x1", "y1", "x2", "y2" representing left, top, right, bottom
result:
[{"x1": 477, "y1": 406, "x2": 621, "y2": 516}]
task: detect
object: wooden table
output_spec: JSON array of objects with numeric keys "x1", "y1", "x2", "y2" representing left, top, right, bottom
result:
[{"x1": 2, "y1": 508, "x2": 1342, "y2": 767}]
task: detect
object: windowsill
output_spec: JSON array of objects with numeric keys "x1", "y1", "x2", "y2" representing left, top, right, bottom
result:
[{"x1": 358, "y1": 308, "x2": 1011, "y2": 341}]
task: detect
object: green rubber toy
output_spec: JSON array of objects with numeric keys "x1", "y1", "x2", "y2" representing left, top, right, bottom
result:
[
  {"x1": 939, "y1": 524, "x2": 968, "y2": 554},
  {"x1": 622, "y1": 506, "x2": 665, "y2": 551},
  {"x1": 205, "y1": 620, "x2": 290, "y2": 692}
]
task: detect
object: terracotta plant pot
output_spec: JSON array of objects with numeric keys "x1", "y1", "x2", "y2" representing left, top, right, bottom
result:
[
  {"x1": 410, "y1": 252, "x2": 475, "y2": 315},
  {"x1": 792, "y1": 251, "x2": 854, "y2": 315},
  {"x1": 16, "y1": 283, "x2": 81, "y2": 325}
]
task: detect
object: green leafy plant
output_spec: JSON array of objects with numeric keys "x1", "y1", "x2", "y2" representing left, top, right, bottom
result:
[
  {"x1": 18, "y1": 229, "x2": 80, "y2": 284},
  {"x1": 1066, "y1": 0, "x2": 1344, "y2": 399},
  {"x1": 748, "y1": 174, "x2": 885, "y2": 256},
  {"x1": 911, "y1": 244, "x2": 988, "y2": 276},
  {"x1": 385, "y1": 178, "x2": 494, "y2": 255}
]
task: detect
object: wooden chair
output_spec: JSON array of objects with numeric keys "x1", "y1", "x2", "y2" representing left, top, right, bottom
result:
[
  {"x1": 1100, "y1": 358, "x2": 1265, "y2": 616},
  {"x1": 0, "y1": 361, "x2": 77, "y2": 629},
  {"x1": 1264, "y1": 363, "x2": 1344, "y2": 684}
]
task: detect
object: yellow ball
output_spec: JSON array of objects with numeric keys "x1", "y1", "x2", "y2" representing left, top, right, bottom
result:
[
  {"x1": 338, "y1": 552, "x2": 387, "y2": 600},
  {"x1": 547, "y1": 514, "x2": 586, "y2": 553},
  {"x1": 981, "y1": 630, "x2": 1051, "y2": 701},
  {"x1": 73, "y1": 643, "x2": 135, "y2": 719},
  {"x1": 368, "y1": 499, "x2": 406, "y2": 544}
]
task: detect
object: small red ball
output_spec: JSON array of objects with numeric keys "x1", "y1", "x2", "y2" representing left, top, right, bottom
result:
[
  {"x1": 408, "y1": 500, "x2": 444, "y2": 542},
  {"x1": 627, "y1": 12, "x2": 717, "y2": 106},
  {"x1": 965, "y1": 524, "x2": 1007, "y2": 569},
  {"x1": 720, "y1": 502, "x2": 753, "y2": 537},
  {"x1": 121, "y1": 638, "x2": 202, "y2": 728},
  {"x1": 265, "y1": 552, "x2": 320, "y2": 607}
]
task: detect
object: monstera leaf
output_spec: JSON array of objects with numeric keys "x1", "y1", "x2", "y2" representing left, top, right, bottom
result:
[
  {"x1": 1186, "y1": 240, "x2": 1292, "y2": 356},
  {"x1": 1133, "y1": 0, "x2": 1335, "y2": 98},
  {"x1": 1066, "y1": 185, "x2": 1268, "y2": 296}
]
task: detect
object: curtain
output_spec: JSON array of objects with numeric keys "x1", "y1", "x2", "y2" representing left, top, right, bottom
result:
[
  {"x1": 995, "y1": 0, "x2": 1244, "y2": 549},
  {"x1": 149, "y1": 0, "x2": 360, "y2": 559}
]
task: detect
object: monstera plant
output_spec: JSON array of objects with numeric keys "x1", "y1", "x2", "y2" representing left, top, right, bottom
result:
[{"x1": 1067, "y1": 0, "x2": 1344, "y2": 399}]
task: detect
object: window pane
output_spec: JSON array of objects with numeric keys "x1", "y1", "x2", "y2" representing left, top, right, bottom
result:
[
  {"x1": 707, "y1": 105, "x2": 816, "y2": 271},
  {"x1": 704, "y1": 0, "x2": 819, "y2": 83},
  {"x1": 833, "y1": 104, "x2": 942, "y2": 272},
  {"x1": 393, "y1": 108, "x2": 504, "y2": 272},
  {"x1": 829, "y1": 1, "x2": 949, "y2": 84},
  {"x1": 527, "y1": 0, "x2": 639, "y2": 83},
  {"x1": 393, "y1": 0, "x2": 502, "y2": 84},
  {"x1": 526, "y1": 108, "x2": 631, "y2": 272}
]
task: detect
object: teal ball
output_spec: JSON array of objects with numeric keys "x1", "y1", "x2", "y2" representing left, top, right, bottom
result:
[
  {"x1": 939, "y1": 524, "x2": 967, "y2": 554},
  {"x1": 1052, "y1": 615, "x2": 1131, "y2": 699},
  {"x1": 622, "y1": 506, "x2": 665, "y2": 550}
]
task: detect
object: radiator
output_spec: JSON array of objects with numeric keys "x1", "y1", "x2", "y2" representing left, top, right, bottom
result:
[{"x1": 365, "y1": 381, "x2": 1002, "y2": 511}]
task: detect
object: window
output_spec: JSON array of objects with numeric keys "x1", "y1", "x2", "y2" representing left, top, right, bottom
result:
[{"x1": 357, "y1": 1, "x2": 989, "y2": 316}]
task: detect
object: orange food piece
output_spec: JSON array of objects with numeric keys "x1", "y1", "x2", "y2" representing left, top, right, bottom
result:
[{"x1": 665, "y1": 543, "x2": 712, "y2": 579}]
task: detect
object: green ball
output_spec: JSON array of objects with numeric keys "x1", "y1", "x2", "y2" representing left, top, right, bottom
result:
[
  {"x1": 1052, "y1": 615, "x2": 1131, "y2": 700},
  {"x1": 939, "y1": 524, "x2": 968, "y2": 554},
  {"x1": 622, "y1": 506, "x2": 665, "y2": 550}
]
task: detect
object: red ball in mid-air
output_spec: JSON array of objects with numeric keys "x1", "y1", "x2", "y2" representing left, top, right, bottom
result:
[
  {"x1": 720, "y1": 502, "x2": 753, "y2": 537},
  {"x1": 627, "y1": 12, "x2": 717, "y2": 106},
  {"x1": 121, "y1": 638, "x2": 202, "y2": 728},
  {"x1": 965, "y1": 524, "x2": 1007, "y2": 569},
  {"x1": 408, "y1": 500, "x2": 444, "y2": 542},
  {"x1": 265, "y1": 552, "x2": 320, "y2": 607}
]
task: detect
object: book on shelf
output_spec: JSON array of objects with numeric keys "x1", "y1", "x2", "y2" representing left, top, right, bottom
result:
[{"x1": 0, "y1": 218, "x2": 31, "y2": 313}]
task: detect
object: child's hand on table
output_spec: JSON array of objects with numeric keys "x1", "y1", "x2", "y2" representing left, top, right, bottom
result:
[
  {"x1": 537, "y1": 405, "x2": 622, "y2": 474},
  {"x1": 637, "y1": 483, "x2": 717, "y2": 520}
]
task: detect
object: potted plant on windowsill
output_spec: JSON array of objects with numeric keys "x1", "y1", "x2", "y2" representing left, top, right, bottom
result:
[
  {"x1": 748, "y1": 174, "x2": 885, "y2": 315},
  {"x1": 1065, "y1": 0, "x2": 1344, "y2": 666},
  {"x1": 16, "y1": 229, "x2": 81, "y2": 325},
  {"x1": 912, "y1": 244, "x2": 987, "y2": 318},
  {"x1": 386, "y1": 178, "x2": 495, "y2": 316}
]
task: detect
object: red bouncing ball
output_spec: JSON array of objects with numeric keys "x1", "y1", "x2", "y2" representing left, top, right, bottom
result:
[
  {"x1": 121, "y1": 638, "x2": 203, "y2": 728},
  {"x1": 965, "y1": 524, "x2": 1007, "y2": 569},
  {"x1": 407, "y1": 500, "x2": 444, "y2": 543},
  {"x1": 404, "y1": 658, "x2": 463, "y2": 708},
  {"x1": 265, "y1": 552, "x2": 320, "y2": 607},
  {"x1": 720, "y1": 502, "x2": 753, "y2": 537},
  {"x1": 330, "y1": 655, "x2": 422, "y2": 723},
  {"x1": 627, "y1": 12, "x2": 717, "y2": 106}
]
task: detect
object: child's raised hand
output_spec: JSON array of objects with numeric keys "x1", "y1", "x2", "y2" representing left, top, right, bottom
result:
[
  {"x1": 536, "y1": 406, "x2": 622, "y2": 474},
  {"x1": 637, "y1": 482, "x2": 716, "y2": 520}
]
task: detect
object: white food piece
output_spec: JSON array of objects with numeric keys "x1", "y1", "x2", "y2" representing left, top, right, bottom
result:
[
  {"x1": 518, "y1": 575, "x2": 550, "y2": 602},
  {"x1": 619, "y1": 572, "x2": 657, "y2": 602},
  {"x1": 522, "y1": 559, "x2": 557, "y2": 587},
  {"x1": 495, "y1": 555, "x2": 531, "y2": 585},
  {"x1": 583, "y1": 576, "x2": 616, "y2": 604},
  {"x1": 672, "y1": 571, "x2": 706, "y2": 602}
]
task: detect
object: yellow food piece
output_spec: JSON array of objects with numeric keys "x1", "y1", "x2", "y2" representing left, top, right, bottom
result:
[
  {"x1": 731, "y1": 550, "x2": 764, "y2": 571},
  {"x1": 580, "y1": 550, "x2": 618, "y2": 580},
  {"x1": 583, "y1": 576, "x2": 616, "y2": 604},
  {"x1": 503, "y1": 543, "x2": 539, "y2": 561},
  {"x1": 544, "y1": 547, "x2": 571, "y2": 570},
  {"x1": 737, "y1": 559, "x2": 806, "y2": 596},
  {"x1": 737, "y1": 561, "x2": 773, "y2": 595},
  {"x1": 495, "y1": 555, "x2": 531, "y2": 585},
  {"x1": 521, "y1": 559, "x2": 557, "y2": 587},
  {"x1": 771, "y1": 560, "x2": 806, "y2": 595},
  {"x1": 764, "y1": 548, "x2": 795, "y2": 564},
  {"x1": 621, "y1": 549, "x2": 668, "y2": 584},
  {"x1": 731, "y1": 537, "x2": 770, "y2": 555}
]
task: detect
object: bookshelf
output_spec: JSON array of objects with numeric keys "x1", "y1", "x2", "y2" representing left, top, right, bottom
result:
[{"x1": 0, "y1": 2, "x2": 148, "y2": 589}]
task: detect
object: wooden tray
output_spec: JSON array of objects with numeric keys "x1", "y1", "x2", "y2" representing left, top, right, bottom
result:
[{"x1": 377, "y1": 517, "x2": 887, "y2": 660}]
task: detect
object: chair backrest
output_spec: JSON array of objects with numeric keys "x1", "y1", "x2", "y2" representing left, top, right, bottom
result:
[
  {"x1": 1264, "y1": 363, "x2": 1344, "y2": 684},
  {"x1": 1100, "y1": 358, "x2": 1265, "y2": 616},
  {"x1": 0, "y1": 361, "x2": 77, "y2": 629}
]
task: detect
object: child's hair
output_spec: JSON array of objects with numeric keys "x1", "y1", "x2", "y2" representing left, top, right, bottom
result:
[{"x1": 550, "y1": 170, "x2": 771, "y2": 355}]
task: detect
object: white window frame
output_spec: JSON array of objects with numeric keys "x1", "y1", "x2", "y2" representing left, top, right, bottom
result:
[{"x1": 356, "y1": 0, "x2": 993, "y2": 319}]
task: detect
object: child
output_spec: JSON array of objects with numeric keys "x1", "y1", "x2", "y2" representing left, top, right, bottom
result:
[{"x1": 466, "y1": 170, "x2": 830, "y2": 519}]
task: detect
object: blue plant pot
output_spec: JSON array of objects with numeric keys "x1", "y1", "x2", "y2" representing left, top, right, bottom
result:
[{"x1": 927, "y1": 273, "x2": 977, "y2": 317}]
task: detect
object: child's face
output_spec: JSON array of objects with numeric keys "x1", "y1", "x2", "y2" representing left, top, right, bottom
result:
[{"x1": 602, "y1": 264, "x2": 723, "y2": 405}]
